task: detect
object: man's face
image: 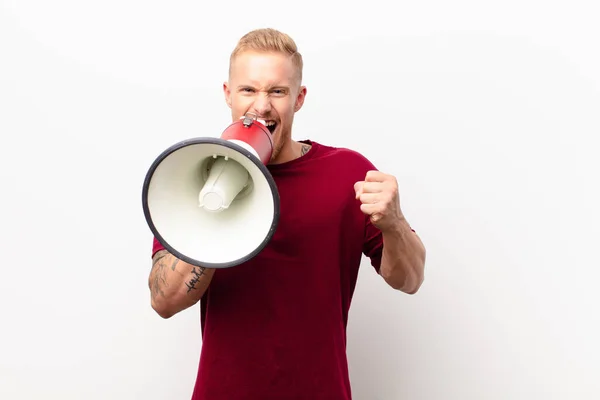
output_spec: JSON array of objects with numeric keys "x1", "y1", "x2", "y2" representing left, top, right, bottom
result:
[{"x1": 223, "y1": 51, "x2": 306, "y2": 163}]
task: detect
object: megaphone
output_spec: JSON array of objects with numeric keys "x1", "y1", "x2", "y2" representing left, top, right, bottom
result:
[{"x1": 141, "y1": 113, "x2": 280, "y2": 269}]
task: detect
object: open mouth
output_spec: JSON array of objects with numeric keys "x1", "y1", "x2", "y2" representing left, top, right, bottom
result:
[{"x1": 258, "y1": 118, "x2": 277, "y2": 135}]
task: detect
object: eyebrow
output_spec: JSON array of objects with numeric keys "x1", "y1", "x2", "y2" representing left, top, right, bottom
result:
[{"x1": 236, "y1": 83, "x2": 291, "y2": 90}]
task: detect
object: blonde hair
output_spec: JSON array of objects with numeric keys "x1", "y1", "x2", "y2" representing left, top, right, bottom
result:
[{"x1": 229, "y1": 28, "x2": 303, "y2": 82}]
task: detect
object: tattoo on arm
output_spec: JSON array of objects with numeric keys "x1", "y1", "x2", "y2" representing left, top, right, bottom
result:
[
  {"x1": 150, "y1": 251, "x2": 205, "y2": 299},
  {"x1": 152, "y1": 250, "x2": 169, "y2": 265},
  {"x1": 185, "y1": 266, "x2": 206, "y2": 293},
  {"x1": 150, "y1": 251, "x2": 170, "y2": 300},
  {"x1": 170, "y1": 257, "x2": 179, "y2": 271},
  {"x1": 149, "y1": 250, "x2": 179, "y2": 298}
]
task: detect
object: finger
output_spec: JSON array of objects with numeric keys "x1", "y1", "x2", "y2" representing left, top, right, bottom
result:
[
  {"x1": 365, "y1": 170, "x2": 387, "y2": 182},
  {"x1": 360, "y1": 202, "x2": 383, "y2": 215},
  {"x1": 359, "y1": 181, "x2": 384, "y2": 193},
  {"x1": 358, "y1": 192, "x2": 380, "y2": 204},
  {"x1": 354, "y1": 181, "x2": 364, "y2": 198},
  {"x1": 369, "y1": 212, "x2": 383, "y2": 223},
  {"x1": 359, "y1": 204, "x2": 384, "y2": 223}
]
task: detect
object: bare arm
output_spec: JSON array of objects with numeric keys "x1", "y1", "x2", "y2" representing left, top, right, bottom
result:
[
  {"x1": 354, "y1": 170, "x2": 425, "y2": 294},
  {"x1": 379, "y1": 219, "x2": 426, "y2": 294},
  {"x1": 148, "y1": 250, "x2": 216, "y2": 318}
]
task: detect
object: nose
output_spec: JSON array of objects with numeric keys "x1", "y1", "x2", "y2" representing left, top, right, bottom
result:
[{"x1": 250, "y1": 92, "x2": 272, "y2": 117}]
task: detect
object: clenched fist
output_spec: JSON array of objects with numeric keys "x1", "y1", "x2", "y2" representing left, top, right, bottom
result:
[{"x1": 354, "y1": 170, "x2": 404, "y2": 232}]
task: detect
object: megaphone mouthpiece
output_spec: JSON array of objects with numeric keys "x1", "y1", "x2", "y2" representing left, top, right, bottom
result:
[{"x1": 198, "y1": 156, "x2": 250, "y2": 212}]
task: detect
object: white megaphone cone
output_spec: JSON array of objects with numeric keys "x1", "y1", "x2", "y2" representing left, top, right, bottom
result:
[
  {"x1": 197, "y1": 155, "x2": 250, "y2": 212},
  {"x1": 141, "y1": 113, "x2": 280, "y2": 269}
]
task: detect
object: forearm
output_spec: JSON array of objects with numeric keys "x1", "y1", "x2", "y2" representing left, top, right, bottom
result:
[
  {"x1": 379, "y1": 219, "x2": 426, "y2": 294},
  {"x1": 148, "y1": 250, "x2": 216, "y2": 318}
]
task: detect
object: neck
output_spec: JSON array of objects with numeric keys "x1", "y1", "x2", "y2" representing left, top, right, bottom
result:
[{"x1": 269, "y1": 139, "x2": 310, "y2": 165}]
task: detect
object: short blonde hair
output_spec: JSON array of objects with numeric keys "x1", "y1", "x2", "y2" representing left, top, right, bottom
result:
[{"x1": 229, "y1": 28, "x2": 303, "y2": 82}]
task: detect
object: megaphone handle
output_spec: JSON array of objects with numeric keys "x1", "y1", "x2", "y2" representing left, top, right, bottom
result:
[{"x1": 242, "y1": 112, "x2": 258, "y2": 127}]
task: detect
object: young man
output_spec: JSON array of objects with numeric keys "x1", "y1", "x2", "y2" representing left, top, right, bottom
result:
[{"x1": 148, "y1": 28, "x2": 426, "y2": 400}]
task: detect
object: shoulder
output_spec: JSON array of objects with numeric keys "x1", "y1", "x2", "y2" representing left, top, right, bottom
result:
[{"x1": 308, "y1": 141, "x2": 378, "y2": 173}]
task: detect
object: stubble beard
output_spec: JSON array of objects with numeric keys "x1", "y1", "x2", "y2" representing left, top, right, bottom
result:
[{"x1": 269, "y1": 124, "x2": 291, "y2": 164}]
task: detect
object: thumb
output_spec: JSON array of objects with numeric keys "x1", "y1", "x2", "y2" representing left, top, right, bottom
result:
[{"x1": 354, "y1": 181, "x2": 364, "y2": 199}]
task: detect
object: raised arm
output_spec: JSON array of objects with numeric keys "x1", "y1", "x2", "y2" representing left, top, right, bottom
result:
[{"x1": 148, "y1": 250, "x2": 216, "y2": 319}]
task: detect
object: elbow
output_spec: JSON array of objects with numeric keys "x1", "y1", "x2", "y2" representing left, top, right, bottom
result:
[
  {"x1": 149, "y1": 286, "x2": 200, "y2": 319},
  {"x1": 151, "y1": 298, "x2": 177, "y2": 319},
  {"x1": 149, "y1": 287, "x2": 180, "y2": 319},
  {"x1": 403, "y1": 273, "x2": 424, "y2": 294},
  {"x1": 385, "y1": 273, "x2": 423, "y2": 294},
  {"x1": 404, "y1": 259, "x2": 426, "y2": 294},
  {"x1": 403, "y1": 249, "x2": 426, "y2": 294},
  {"x1": 382, "y1": 261, "x2": 425, "y2": 294}
]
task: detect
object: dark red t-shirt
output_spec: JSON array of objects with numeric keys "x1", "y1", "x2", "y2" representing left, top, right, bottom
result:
[{"x1": 152, "y1": 141, "x2": 383, "y2": 399}]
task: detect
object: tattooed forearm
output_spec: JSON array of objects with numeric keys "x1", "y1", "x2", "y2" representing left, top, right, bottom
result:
[
  {"x1": 150, "y1": 252, "x2": 170, "y2": 300},
  {"x1": 185, "y1": 266, "x2": 206, "y2": 293},
  {"x1": 169, "y1": 257, "x2": 179, "y2": 271},
  {"x1": 148, "y1": 250, "x2": 215, "y2": 317}
]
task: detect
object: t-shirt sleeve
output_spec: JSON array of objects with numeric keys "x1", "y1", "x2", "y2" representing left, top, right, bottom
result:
[
  {"x1": 355, "y1": 153, "x2": 384, "y2": 272},
  {"x1": 363, "y1": 216, "x2": 383, "y2": 273},
  {"x1": 152, "y1": 237, "x2": 165, "y2": 258},
  {"x1": 354, "y1": 151, "x2": 416, "y2": 274}
]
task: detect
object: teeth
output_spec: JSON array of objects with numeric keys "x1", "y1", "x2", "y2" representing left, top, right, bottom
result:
[{"x1": 257, "y1": 119, "x2": 276, "y2": 127}]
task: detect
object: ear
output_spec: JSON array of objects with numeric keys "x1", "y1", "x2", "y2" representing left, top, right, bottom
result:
[
  {"x1": 223, "y1": 81, "x2": 232, "y2": 108},
  {"x1": 294, "y1": 86, "x2": 307, "y2": 112}
]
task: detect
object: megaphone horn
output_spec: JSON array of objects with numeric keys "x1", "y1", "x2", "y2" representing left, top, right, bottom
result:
[{"x1": 142, "y1": 113, "x2": 280, "y2": 269}]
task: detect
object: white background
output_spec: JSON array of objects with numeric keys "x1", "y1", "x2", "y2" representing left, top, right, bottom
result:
[{"x1": 1, "y1": 1, "x2": 599, "y2": 399}]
